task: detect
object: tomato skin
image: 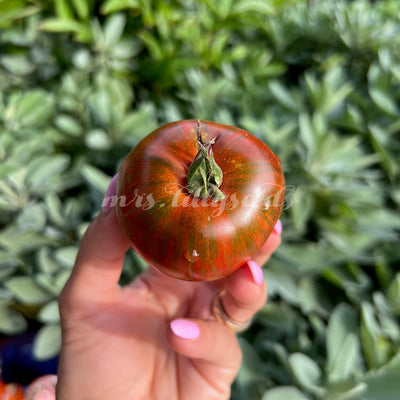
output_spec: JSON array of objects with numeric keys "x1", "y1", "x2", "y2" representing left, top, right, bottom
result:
[{"x1": 117, "y1": 120, "x2": 285, "y2": 281}]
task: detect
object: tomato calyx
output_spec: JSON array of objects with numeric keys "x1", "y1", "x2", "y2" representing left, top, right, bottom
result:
[{"x1": 187, "y1": 120, "x2": 225, "y2": 201}]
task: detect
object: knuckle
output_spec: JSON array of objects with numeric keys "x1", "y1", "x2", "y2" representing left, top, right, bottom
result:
[
  {"x1": 58, "y1": 282, "x2": 78, "y2": 317},
  {"x1": 58, "y1": 287, "x2": 71, "y2": 316}
]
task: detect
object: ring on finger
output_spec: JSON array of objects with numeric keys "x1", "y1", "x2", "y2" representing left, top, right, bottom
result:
[{"x1": 212, "y1": 290, "x2": 252, "y2": 333}]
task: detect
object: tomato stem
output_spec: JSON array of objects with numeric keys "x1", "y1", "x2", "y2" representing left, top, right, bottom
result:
[{"x1": 187, "y1": 120, "x2": 225, "y2": 201}]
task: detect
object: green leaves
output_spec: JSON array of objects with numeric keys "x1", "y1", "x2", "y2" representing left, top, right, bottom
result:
[
  {"x1": 262, "y1": 386, "x2": 310, "y2": 400},
  {"x1": 368, "y1": 124, "x2": 400, "y2": 179},
  {"x1": 361, "y1": 302, "x2": 393, "y2": 369},
  {"x1": 304, "y1": 67, "x2": 353, "y2": 116},
  {"x1": 369, "y1": 88, "x2": 399, "y2": 117},
  {"x1": 3, "y1": 90, "x2": 55, "y2": 130},
  {"x1": 101, "y1": 0, "x2": 140, "y2": 15},
  {"x1": 4, "y1": 277, "x2": 51, "y2": 304},
  {"x1": 33, "y1": 324, "x2": 62, "y2": 360},
  {"x1": 359, "y1": 371, "x2": 400, "y2": 400},
  {"x1": 27, "y1": 155, "x2": 71, "y2": 194},
  {"x1": 39, "y1": 0, "x2": 92, "y2": 42},
  {"x1": 289, "y1": 353, "x2": 325, "y2": 397},
  {"x1": 38, "y1": 301, "x2": 60, "y2": 324},
  {"x1": 0, "y1": 305, "x2": 27, "y2": 334},
  {"x1": 103, "y1": 13, "x2": 126, "y2": 48},
  {"x1": 234, "y1": 338, "x2": 272, "y2": 399},
  {"x1": 387, "y1": 273, "x2": 400, "y2": 311},
  {"x1": 326, "y1": 304, "x2": 362, "y2": 382},
  {"x1": 232, "y1": 0, "x2": 275, "y2": 16},
  {"x1": 0, "y1": 0, "x2": 39, "y2": 28}
]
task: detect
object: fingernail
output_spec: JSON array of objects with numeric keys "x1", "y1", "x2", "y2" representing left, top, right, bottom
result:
[
  {"x1": 247, "y1": 260, "x2": 264, "y2": 285},
  {"x1": 102, "y1": 173, "x2": 119, "y2": 213},
  {"x1": 170, "y1": 319, "x2": 200, "y2": 340},
  {"x1": 273, "y1": 219, "x2": 282, "y2": 235}
]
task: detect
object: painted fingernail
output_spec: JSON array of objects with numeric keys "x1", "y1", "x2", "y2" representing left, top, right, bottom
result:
[
  {"x1": 247, "y1": 260, "x2": 264, "y2": 285},
  {"x1": 273, "y1": 219, "x2": 282, "y2": 235},
  {"x1": 102, "y1": 173, "x2": 119, "y2": 213},
  {"x1": 170, "y1": 319, "x2": 200, "y2": 340}
]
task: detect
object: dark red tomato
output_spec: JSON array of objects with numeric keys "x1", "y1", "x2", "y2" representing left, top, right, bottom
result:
[{"x1": 117, "y1": 120, "x2": 285, "y2": 281}]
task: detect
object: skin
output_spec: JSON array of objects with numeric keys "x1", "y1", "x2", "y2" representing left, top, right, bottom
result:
[{"x1": 56, "y1": 207, "x2": 281, "y2": 400}]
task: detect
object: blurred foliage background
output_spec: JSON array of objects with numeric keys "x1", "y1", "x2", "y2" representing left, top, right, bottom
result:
[{"x1": 0, "y1": 0, "x2": 400, "y2": 398}]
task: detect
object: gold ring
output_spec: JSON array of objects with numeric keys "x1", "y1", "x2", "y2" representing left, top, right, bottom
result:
[{"x1": 212, "y1": 290, "x2": 252, "y2": 333}]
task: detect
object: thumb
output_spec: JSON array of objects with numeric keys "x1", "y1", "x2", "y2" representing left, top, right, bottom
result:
[{"x1": 166, "y1": 318, "x2": 241, "y2": 395}]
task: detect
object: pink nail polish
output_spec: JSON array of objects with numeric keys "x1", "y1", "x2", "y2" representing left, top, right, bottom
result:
[
  {"x1": 273, "y1": 219, "x2": 282, "y2": 235},
  {"x1": 247, "y1": 260, "x2": 264, "y2": 285},
  {"x1": 170, "y1": 319, "x2": 200, "y2": 340},
  {"x1": 102, "y1": 173, "x2": 119, "y2": 213}
]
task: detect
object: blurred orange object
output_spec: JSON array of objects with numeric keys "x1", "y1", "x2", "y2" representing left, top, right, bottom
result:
[{"x1": 0, "y1": 382, "x2": 24, "y2": 400}]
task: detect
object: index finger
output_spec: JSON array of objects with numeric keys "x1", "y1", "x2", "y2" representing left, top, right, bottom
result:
[{"x1": 62, "y1": 207, "x2": 131, "y2": 301}]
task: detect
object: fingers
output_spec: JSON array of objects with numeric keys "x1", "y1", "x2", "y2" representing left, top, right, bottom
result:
[
  {"x1": 61, "y1": 173, "x2": 131, "y2": 301},
  {"x1": 166, "y1": 318, "x2": 241, "y2": 385},
  {"x1": 166, "y1": 221, "x2": 283, "y2": 366},
  {"x1": 221, "y1": 260, "x2": 267, "y2": 325},
  {"x1": 62, "y1": 208, "x2": 131, "y2": 301},
  {"x1": 213, "y1": 220, "x2": 282, "y2": 328}
]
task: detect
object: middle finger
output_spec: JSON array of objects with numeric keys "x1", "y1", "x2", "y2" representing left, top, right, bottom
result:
[{"x1": 219, "y1": 260, "x2": 267, "y2": 326}]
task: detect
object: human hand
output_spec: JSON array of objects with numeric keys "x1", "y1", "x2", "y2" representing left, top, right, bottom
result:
[{"x1": 56, "y1": 176, "x2": 282, "y2": 400}]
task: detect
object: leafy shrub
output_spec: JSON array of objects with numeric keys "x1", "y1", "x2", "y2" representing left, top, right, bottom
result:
[{"x1": 0, "y1": 0, "x2": 399, "y2": 399}]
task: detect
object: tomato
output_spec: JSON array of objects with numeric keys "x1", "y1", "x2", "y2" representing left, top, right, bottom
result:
[
  {"x1": 0, "y1": 383, "x2": 24, "y2": 400},
  {"x1": 117, "y1": 120, "x2": 285, "y2": 281}
]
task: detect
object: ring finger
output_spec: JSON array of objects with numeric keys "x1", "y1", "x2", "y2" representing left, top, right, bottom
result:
[
  {"x1": 216, "y1": 224, "x2": 282, "y2": 329},
  {"x1": 218, "y1": 260, "x2": 267, "y2": 329}
]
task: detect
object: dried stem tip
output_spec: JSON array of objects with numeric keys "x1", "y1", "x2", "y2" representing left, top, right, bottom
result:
[{"x1": 187, "y1": 120, "x2": 225, "y2": 201}]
